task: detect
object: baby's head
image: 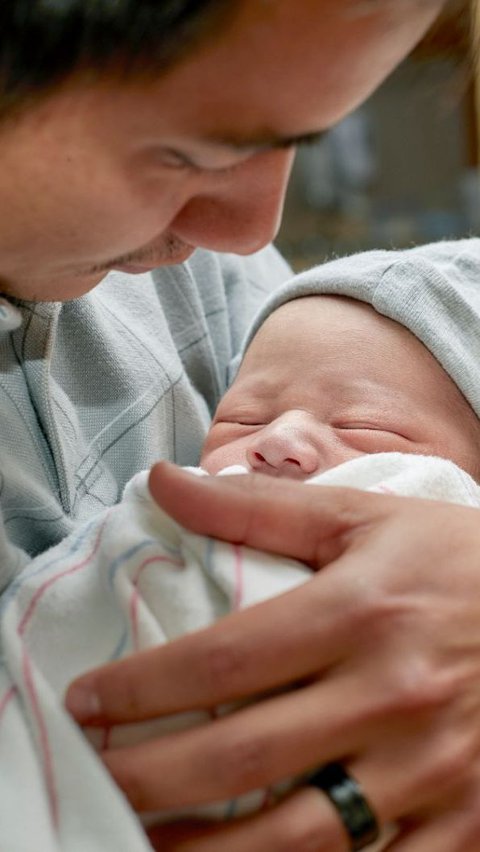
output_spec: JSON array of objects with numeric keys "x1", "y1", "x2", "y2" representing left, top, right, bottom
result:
[{"x1": 201, "y1": 241, "x2": 480, "y2": 480}]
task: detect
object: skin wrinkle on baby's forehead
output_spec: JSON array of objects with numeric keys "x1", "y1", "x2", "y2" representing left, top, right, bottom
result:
[{"x1": 234, "y1": 366, "x2": 408, "y2": 414}]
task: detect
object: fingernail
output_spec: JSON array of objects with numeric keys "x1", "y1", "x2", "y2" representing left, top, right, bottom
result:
[{"x1": 65, "y1": 682, "x2": 102, "y2": 722}]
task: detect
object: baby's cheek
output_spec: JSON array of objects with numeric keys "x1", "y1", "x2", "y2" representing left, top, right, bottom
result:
[
  {"x1": 201, "y1": 441, "x2": 249, "y2": 474},
  {"x1": 201, "y1": 423, "x2": 250, "y2": 473}
]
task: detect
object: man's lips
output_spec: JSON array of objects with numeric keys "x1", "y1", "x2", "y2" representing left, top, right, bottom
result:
[
  {"x1": 113, "y1": 245, "x2": 195, "y2": 273},
  {"x1": 114, "y1": 263, "x2": 162, "y2": 273}
]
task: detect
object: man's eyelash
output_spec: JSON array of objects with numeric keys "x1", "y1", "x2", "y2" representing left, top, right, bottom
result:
[
  {"x1": 159, "y1": 149, "x2": 198, "y2": 171},
  {"x1": 159, "y1": 148, "x2": 246, "y2": 176}
]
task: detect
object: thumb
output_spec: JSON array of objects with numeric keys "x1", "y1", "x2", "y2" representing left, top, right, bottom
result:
[{"x1": 148, "y1": 462, "x2": 389, "y2": 568}]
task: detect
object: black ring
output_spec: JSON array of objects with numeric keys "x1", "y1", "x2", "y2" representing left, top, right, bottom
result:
[{"x1": 308, "y1": 763, "x2": 380, "y2": 851}]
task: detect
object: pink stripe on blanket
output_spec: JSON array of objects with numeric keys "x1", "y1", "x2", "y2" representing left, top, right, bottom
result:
[
  {"x1": 22, "y1": 647, "x2": 59, "y2": 828},
  {"x1": 16, "y1": 513, "x2": 111, "y2": 831},
  {"x1": 18, "y1": 513, "x2": 111, "y2": 637}
]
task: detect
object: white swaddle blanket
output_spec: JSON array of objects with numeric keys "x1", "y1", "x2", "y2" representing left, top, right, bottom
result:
[{"x1": 1, "y1": 453, "x2": 480, "y2": 852}]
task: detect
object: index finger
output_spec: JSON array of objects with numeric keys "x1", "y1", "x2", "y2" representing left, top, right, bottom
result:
[{"x1": 149, "y1": 461, "x2": 389, "y2": 564}]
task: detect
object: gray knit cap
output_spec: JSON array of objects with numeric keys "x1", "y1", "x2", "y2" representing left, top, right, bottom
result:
[{"x1": 241, "y1": 238, "x2": 480, "y2": 419}]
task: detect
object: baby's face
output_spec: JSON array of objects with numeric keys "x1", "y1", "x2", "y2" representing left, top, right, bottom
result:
[{"x1": 201, "y1": 296, "x2": 480, "y2": 480}]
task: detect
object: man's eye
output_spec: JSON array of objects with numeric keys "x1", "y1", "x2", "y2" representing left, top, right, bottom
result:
[
  {"x1": 158, "y1": 148, "x2": 197, "y2": 170},
  {"x1": 156, "y1": 147, "x2": 249, "y2": 175}
]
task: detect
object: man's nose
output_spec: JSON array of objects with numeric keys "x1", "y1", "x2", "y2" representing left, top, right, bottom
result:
[
  {"x1": 169, "y1": 148, "x2": 294, "y2": 254},
  {"x1": 246, "y1": 414, "x2": 322, "y2": 479}
]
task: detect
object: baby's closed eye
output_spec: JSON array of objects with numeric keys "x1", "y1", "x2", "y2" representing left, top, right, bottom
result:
[{"x1": 334, "y1": 423, "x2": 415, "y2": 452}]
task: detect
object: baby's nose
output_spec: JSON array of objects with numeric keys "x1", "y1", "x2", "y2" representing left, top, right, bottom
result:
[{"x1": 246, "y1": 416, "x2": 320, "y2": 479}]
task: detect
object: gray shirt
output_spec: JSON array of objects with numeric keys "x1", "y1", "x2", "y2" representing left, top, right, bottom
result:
[{"x1": 0, "y1": 246, "x2": 291, "y2": 591}]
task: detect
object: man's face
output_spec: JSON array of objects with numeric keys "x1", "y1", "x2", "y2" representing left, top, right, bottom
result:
[
  {"x1": 201, "y1": 296, "x2": 480, "y2": 480},
  {"x1": 0, "y1": 0, "x2": 443, "y2": 300}
]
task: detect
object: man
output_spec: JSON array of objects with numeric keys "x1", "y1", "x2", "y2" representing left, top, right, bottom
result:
[{"x1": 3, "y1": 1, "x2": 479, "y2": 850}]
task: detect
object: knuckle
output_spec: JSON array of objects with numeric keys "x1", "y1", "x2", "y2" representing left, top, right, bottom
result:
[
  {"x1": 199, "y1": 635, "x2": 250, "y2": 697},
  {"x1": 211, "y1": 731, "x2": 271, "y2": 794},
  {"x1": 269, "y1": 793, "x2": 342, "y2": 852},
  {"x1": 338, "y1": 584, "x2": 401, "y2": 638},
  {"x1": 112, "y1": 669, "x2": 145, "y2": 719},
  {"x1": 340, "y1": 597, "x2": 468, "y2": 719},
  {"x1": 358, "y1": 654, "x2": 463, "y2": 727},
  {"x1": 387, "y1": 663, "x2": 455, "y2": 715}
]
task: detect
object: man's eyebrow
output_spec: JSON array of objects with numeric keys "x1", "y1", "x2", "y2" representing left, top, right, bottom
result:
[{"x1": 201, "y1": 128, "x2": 328, "y2": 151}]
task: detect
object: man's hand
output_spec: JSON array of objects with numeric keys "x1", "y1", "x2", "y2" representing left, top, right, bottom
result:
[{"x1": 66, "y1": 462, "x2": 480, "y2": 850}]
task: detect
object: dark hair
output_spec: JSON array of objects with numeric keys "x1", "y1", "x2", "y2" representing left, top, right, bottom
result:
[{"x1": 0, "y1": 1, "x2": 238, "y2": 113}]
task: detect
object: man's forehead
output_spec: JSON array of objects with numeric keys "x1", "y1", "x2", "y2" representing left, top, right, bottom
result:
[{"x1": 142, "y1": 0, "x2": 444, "y2": 151}]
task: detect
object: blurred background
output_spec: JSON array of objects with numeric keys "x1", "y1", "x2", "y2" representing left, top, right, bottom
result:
[{"x1": 276, "y1": 0, "x2": 480, "y2": 270}]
